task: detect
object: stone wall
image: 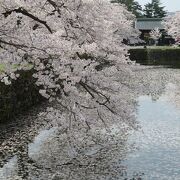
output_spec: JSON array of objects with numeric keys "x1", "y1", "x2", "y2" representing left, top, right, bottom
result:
[{"x1": 0, "y1": 70, "x2": 44, "y2": 123}]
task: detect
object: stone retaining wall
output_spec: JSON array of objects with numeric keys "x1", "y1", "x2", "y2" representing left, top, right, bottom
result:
[{"x1": 0, "y1": 70, "x2": 44, "y2": 123}]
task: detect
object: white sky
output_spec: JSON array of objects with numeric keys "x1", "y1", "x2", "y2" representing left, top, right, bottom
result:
[{"x1": 137, "y1": 0, "x2": 180, "y2": 12}]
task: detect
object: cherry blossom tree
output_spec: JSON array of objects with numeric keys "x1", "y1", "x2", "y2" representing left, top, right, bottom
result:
[
  {"x1": 0, "y1": 0, "x2": 139, "y2": 138},
  {"x1": 164, "y1": 11, "x2": 180, "y2": 44},
  {"x1": 150, "y1": 27, "x2": 161, "y2": 45},
  {"x1": 0, "y1": 2, "x2": 140, "y2": 178}
]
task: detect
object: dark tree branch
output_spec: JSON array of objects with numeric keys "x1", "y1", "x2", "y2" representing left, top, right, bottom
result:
[
  {"x1": 3, "y1": 7, "x2": 52, "y2": 33},
  {"x1": 46, "y1": 0, "x2": 65, "y2": 15},
  {"x1": 0, "y1": 38, "x2": 28, "y2": 48},
  {"x1": 79, "y1": 81, "x2": 116, "y2": 114},
  {"x1": 79, "y1": 81, "x2": 95, "y2": 98},
  {"x1": 97, "y1": 110, "x2": 108, "y2": 129},
  {"x1": 81, "y1": 82, "x2": 110, "y2": 104},
  {"x1": 0, "y1": 38, "x2": 50, "y2": 55}
]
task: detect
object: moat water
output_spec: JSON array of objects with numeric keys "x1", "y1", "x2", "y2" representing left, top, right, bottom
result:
[
  {"x1": 124, "y1": 86, "x2": 180, "y2": 179},
  {"x1": 0, "y1": 68, "x2": 180, "y2": 180}
]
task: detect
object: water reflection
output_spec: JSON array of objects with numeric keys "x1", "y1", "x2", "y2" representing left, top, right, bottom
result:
[
  {"x1": 0, "y1": 156, "x2": 18, "y2": 179},
  {"x1": 27, "y1": 125, "x2": 134, "y2": 180},
  {"x1": 124, "y1": 88, "x2": 180, "y2": 180},
  {"x1": 0, "y1": 69, "x2": 180, "y2": 180},
  {"x1": 0, "y1": 127, "x2": 57, "y2": 180},
  {"x1": 28, "y1": 127, "x2": 57, "y2": 157},
  {"x1": 0, "y1": 125, "x2": 140, "y2": 180}
]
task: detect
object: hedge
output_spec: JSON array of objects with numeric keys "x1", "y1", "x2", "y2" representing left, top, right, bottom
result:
[{"x1": 129, "y1": 48, "x2": 180, "y2": 67}]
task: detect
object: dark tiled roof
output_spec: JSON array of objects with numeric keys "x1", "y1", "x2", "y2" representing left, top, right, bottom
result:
[{"x1": 135, "y1": 18, "x2": 164, "y2": 30}]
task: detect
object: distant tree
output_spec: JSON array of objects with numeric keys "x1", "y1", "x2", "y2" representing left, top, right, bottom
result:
[
  {"x1": 111, "y1": 0, "x2": 143, "y2": 18},
  {"x1": 164, "y1": 12, "x2": 180, "y2": 44},
  {"x1": 144, "y1": 0, "x2": 167, "y2": 18},
  {"x1": 143, "y1": 3, "x2": 154, "y2": 18}
]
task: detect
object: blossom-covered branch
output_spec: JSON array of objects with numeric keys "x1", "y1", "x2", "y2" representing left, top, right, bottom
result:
[{"x1": 0, "y1": 0, "x2": 139, "y2": 130}]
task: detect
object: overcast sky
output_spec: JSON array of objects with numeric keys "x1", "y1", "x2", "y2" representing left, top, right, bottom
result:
[{"x1": 137, "y1": 0, "x2": 180, "y2": 12}]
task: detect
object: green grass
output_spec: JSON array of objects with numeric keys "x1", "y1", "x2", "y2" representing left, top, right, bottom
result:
[
  {"x1": 0, "y1": 63, "x2": 33, "y2": 74},
  {"x1": 147, "y1": 46, "x2": 180, "y2": 49},
  {"x1": 0, "y1": 64, "x2": 5, "y2": 73},
  {"x1": 130, "y1": 46, "x2": 180, "y2": 50}
]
